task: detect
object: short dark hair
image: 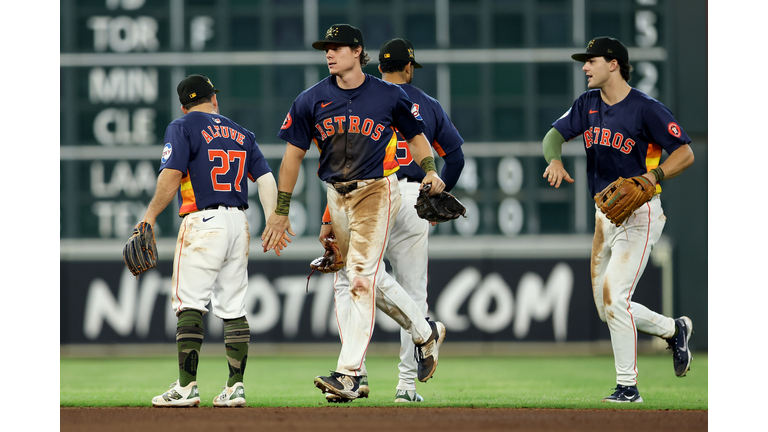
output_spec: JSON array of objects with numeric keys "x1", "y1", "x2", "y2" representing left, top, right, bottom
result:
[
  {"x1": 183, "y1": 93, "x2": 214, "y2": 110},
  {"x1": 606, "y1": 56, "x2": 633, "y2": 82},
  {"x1": 379, "y1": 60, "x2": 410, "y2": 73}
]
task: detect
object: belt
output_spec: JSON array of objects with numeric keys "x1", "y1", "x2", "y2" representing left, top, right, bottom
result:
[
  {"x1": 332, "y1": 177, "x2": 384, "y2": 195},
  {"x1": 204, "y1": 205, "x2": 246, "y2": 211},
  {"x1": 406, "y1": 177, "x2": 421, "y2": 183}
]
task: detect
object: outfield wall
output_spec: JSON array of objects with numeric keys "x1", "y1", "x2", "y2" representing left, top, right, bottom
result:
[{"x1": 61, "y1": 236, "x2": 668, "y2": 348}]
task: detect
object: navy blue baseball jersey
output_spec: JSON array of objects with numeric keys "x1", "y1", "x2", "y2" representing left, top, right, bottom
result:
[
  {"x1": 393, "y1": 83, "x2": 464, "y2": 185},
  {"x1": 160, "y1": 111, "x2": 272, "y2": 215},
  {"x1": 552, "y1": 88, "x2": 690, "y2": 197},
  {"x1": 277, "y1": 74, "x2": 425, "y2": 183}
]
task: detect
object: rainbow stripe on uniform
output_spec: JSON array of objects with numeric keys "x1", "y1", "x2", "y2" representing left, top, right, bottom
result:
[
  {"x1": 178, "y1": 171, "x2": 198, "y2": 215},
  {"x1": 645, "y1": 143, "x2": 663, "y2": 194},
  {"x1": 382, "y1": 129, "x2": 400, "y2": 176}
]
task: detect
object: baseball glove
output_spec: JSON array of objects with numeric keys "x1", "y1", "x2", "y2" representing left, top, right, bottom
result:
[
  {"x1": 310, "y1": 237, "x2": 344, "y2": 274},
  {"x1": 594, "y1": 176, "x2": 656, "y2": 227},
  {"x1": 414, "y1": 184, "x2": 467, "y2": 223},
  {"x1": 123, "y1": 221, "x2": 158, "y2": 277}
]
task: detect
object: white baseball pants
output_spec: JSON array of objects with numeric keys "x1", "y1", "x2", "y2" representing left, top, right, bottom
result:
[
  {"x1": 171, "y1": 206, "x2": 250, "y2": 319},
  {"x1": 591, "y1": 195, "x2": 676, "y2": 387},
  {"x1": 327, "y1": 174, "x2": 433, "y2": 377},
  {"x1": 333, "y1": 179, "x2": 430, "y2": 388}
]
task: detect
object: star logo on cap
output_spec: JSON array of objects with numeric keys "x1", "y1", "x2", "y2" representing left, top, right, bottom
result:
[
  {"x1": 588, "y1": 39, "x2": 595, "y2": 48},
  {"x1": 408, "y1": 48, "x2": 414, "y2": 58},
  {"x1": 326, "y1": 27, "x2": 338, "y2": 38},
  {"x1": 207, "y1": 79, "x2": 213, "y2": 87}
]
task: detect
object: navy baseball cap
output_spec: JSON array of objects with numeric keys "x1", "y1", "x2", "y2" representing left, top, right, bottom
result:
[
  {"x1": 379, "y1": 38, "x2": 422, "y2": 68},
  {"x1": 571, "y1": 37, "x2": 629, "y2": 63},
  {"x1": 312, "y1": 24, "x2": 365, "y2": 50},
  {"x1": 177, "y1": 74, "x2": 219, "y2": 105}
]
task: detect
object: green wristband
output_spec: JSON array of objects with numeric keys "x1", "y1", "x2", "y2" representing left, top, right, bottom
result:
[
  {"x1": 651, "y1": 167, "x2": 665, "y2": 183},
  {"x1": 276, "y1": 191, "x2": 292, "y2": 216},
  {"x1": 420, "y1": 156, "x2": 437, "y2": 174}
]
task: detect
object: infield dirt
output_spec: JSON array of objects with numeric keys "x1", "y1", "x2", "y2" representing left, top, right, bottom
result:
[{"x1": 61, "y1": 406, "x2": 707, "y2": 432}]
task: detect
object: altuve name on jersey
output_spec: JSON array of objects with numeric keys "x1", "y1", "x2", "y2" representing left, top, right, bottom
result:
[
  {"x1": 315, "y1": 116, "x2": 387, "y2": 141},
  {"x1": 201, "y1": 125, "x2": 246, "y2": 145},
  {"x1": 583, "y1": 126, "x2": 636, "y2": 154}
]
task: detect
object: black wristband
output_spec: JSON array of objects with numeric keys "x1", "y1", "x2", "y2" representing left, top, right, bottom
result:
[{"x1": 321, "y1": 221, "x2": 332, "y2": 225}]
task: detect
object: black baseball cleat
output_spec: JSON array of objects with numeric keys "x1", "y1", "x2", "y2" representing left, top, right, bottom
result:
[
  {"x1": 314, "y1": 372, "x2": 363, "y2": 400},
  {"x1": 415, "y1": 320, "x2": 446, "y2": 382},
  {"x1": 323, "y1": 376, "x2": 369, "y2": 403},
  {"x1": 665, "y1": 316, "x2": 693, "y2": 377},
  {"x1": 602, "y1": 385, "x2": 643, "y2": 403}
]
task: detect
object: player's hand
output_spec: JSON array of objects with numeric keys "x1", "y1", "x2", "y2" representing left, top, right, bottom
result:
[
  {"x1": 261, "y1": 213, "x2": 295, "y2": 256},
  {"x1": 543, "y1": 160, "x2": 575, "y2": 188},
  {"x1": 271, "y1": 231, "x2": 292, "y2": 257},
  {"x1": 421, "y1": 171, "x2": 445, "y2": 195}
]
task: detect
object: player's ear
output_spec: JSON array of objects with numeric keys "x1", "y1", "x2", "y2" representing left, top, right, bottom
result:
[
  {"x1": 181, "y1": 105, "x2": 188, "y2": 115},
  {"x1": 378, "y1": 64, "x2": 383, "y2": 74}
]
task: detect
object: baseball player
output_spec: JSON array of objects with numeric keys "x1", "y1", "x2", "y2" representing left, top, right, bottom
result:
[
  {"x1": 542, "y1": 37, "x2": 695, "y2": 403},
  {"x1": 260, "y1": 24, "x2": 447, "y2": 402},
  {"x1": 323, "y1": 38, "x2": 464, "y2": 403},
  {"x1": 147, "y1": 74, "x2": 289, "y2": 407}
]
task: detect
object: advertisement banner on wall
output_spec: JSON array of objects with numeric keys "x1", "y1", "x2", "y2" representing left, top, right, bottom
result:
[{"x1": 60, "y1": 258, "x2": 662, "y2": 345}]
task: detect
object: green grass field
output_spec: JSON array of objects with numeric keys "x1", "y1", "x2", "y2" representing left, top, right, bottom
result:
[{"x1": 60, "y1": 352, "x2": 707, "y2": 410}]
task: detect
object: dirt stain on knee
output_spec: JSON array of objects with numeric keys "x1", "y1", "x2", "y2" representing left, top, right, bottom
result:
[{"x1": 351, "y1": 276, "x2": 372, "y2": 301}]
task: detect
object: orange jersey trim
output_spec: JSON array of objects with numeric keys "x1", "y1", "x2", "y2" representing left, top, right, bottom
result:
[
  {"x1": 322, "y1": 204, "x2": 331, "y2": 223},
  {"x1": 432, "y1": 140, "x2": 447, "y2": 157}
]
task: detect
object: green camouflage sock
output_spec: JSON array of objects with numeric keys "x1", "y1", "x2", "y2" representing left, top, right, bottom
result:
[
  {"x1": 177, "y1": 310, "x2": 204, "y2": 387},
  {"x1": 223, "y1": 316, "x2": 250, "y2": 387}
]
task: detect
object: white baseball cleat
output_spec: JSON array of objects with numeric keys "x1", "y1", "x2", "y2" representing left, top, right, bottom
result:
[
  {"x1": 395, "y1": 389, "x2": 424, "y2": 403},
  {"x1": 212, "y1": 382, "x2": 246, "y2": 407},
  {"x1": 151, "y1": 380, "x2": 200, "y2": 407}
]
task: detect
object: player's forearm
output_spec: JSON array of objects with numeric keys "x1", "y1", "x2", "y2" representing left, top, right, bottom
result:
[
  {"x1": 275, "y1": 143, "x2": 307, "y2": 215},
  {"x1": 407, "y1": 133, "x2": 436, "y2": 173},
  {"x1": 255, "y1": 173, "x2": 278, "y2": 220},
  {"x1": 645, "y1": 144, "x2": 695, "y2": 185},
  {"x1": 542, "y1": 128, "x2": 566, "y2": 164},
  {"x1": 659, "y1": 144, "x2": 694, "y2": 180},
  {"x1": 440, "y1": 148, "x2": 465, "y2": 192},
  {"x1": 143, "y1": 168, "x2": 183, "y2": 226}
]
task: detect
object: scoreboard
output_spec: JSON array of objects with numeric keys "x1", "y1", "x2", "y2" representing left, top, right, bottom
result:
[{"x1": 60, "y1": 0, "x2": 674, "y2": 242}]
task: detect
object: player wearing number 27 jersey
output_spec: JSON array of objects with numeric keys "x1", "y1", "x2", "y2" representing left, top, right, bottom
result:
[
  {"x1": 161, "y1": 111, "x2": 270, "y2": 213},
  {"x1": 148, "y1": 74, "x2": 287, "y2": 408}
]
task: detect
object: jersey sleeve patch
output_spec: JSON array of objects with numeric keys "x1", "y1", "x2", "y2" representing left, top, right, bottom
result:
[
  {"x1": 281, "y1": 112, "x2": 293, "y2": 130},
  {"x1": 667, "y1": 122, "x2": 682, "y2": 138},
  {"x1": 161, "y1": 143, "x2": 172, "y2": 163},
  {"x1": 411, "y1": 103, "x2": 423, "y2": 121}
]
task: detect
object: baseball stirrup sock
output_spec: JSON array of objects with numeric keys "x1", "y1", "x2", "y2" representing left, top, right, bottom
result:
[
  {"x1": 224, "y1": 316, "x2": 250, "y2": 387},
  {"x1": 176, "y1": 310, "x2": 204, "y2": 387}
]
